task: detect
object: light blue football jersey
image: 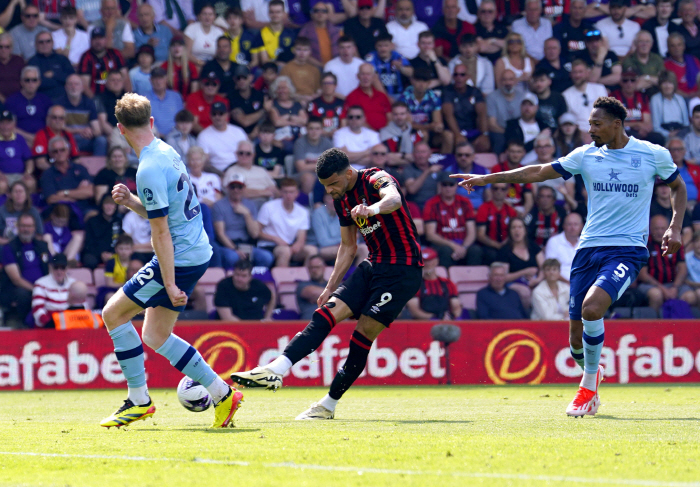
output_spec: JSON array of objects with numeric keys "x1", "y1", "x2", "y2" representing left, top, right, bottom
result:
[
  {"x1": 136, "y1": 138, "x2": 212, "y2": 267},
  {"x1": 552, "y1": 136, "x2": 679, "y2": 250}
]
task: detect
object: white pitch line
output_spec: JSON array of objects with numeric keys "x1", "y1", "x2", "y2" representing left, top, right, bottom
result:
[{"x1": 1, "y1": 451, "x2": 698, "y2": 487}]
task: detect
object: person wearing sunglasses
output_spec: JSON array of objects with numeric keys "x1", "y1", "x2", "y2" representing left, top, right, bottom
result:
[
  {"x1": 27, "y1": 31, "x2": 73, "y2": 103},
  {"x1": 298, "y1": 1, "x2": 343, "y2": 67},
  {"x1": 442, "y1": 62, "x2": 490, "y2": 152},
  {"x1": 9, "y1": 4, "x2": 49, "y2": 60},
  {"x1": 611, "y1": 69, "x2": 665, "y2": 146},
  {"x1": 592, "y1": 0, "x2": 639, "y2": 57},
  {"x1": 4, "y1": 65, "x2": 52, "y2": 148},
  {"x1": 562, "y1": 58, "x2": 607, "y2": 137},
  {"x1": 332, "y1": 105, "x2": 380, "y2": 167},
  {"x1": 575, "y1": 29, "x2": 621, "y2": 90},
  {"x1": 343, "y1": 0, "x2": 389, "y2": 59},
  {"x1": 32, "y1": 105, "x2": 79, "y2": 173},
  {"x1": 184, "y1": 70, "x2": 228, "y2": 134}
]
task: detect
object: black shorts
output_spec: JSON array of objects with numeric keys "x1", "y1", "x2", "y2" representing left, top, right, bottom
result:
[{"x1": 331, "y1": 261, "x2": 422, "y2": 327}]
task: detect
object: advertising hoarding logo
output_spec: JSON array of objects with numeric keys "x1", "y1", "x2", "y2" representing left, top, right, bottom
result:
[
  {"x1": 193, "y1": 331, "x2": 248, "y2": 378},
  {"x1": 485, "y1": 330, "x2": 547, "y2": 385}
]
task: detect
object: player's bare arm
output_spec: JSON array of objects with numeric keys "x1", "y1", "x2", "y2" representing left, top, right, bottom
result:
[
  {"x1": 663, "y1": 176, "x2": 687, "y2": 256},
  {"x1": 112, "y1": 183, "x2": 148, "y2": 218},
  {"x1": 318, "y1": 225, "x2": 358, "y2": 306},
  {"x1": 350, "y1": 184, "x2": 402, "y2": 220},
  {"x1": 150, "y1": 216, "x2": 187, "y2": 308},
  {"x1": 450, "y1": 163, "x2": 562, "y2": 193}
]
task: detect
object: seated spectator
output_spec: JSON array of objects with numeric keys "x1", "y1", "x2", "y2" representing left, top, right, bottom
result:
[
  {"x1": 267, "y1": 75, "x2": 307, "y2": 151},
  {"x1": 5, "y1": 65, "x2": 52, "y2": 147},
  {"x1": 410, "y1": 31, "x2": 450, "y2": 88},
  {"x1": 144, "y1": 67, "x2": 183, "y2": 137},
  {"x1": 575, "y1": 29, "x2": 621, "y2": 90},
  {"x1": 162, "y1": 36, "x2": 199, "y2": 99},
  {"x1": 444, "y1": 142, "x2": 487, "y2": 208},
  {"x1": 324, "y1": 36, "x2": 363, "y2": 98},
  {"x1": 685, "y1": 105, "x2": 700, "y2": 163},
  {"x1": 58, "y1": 74, "x2": 107, "y2": 156},
  {"x1": 545, "y1": 212, "x2": 583, "y2": 281},
  {"x1": 664, "y1": 33, "x2": 700, "y2": 98},
  {"x1": 95, "y1": 70, "x2": 127, "y2": 145},
  {"x1": 257, "y1": 1, "x2": 296, "y2": 63},
  {"x1": 0, "y1": 212, "x2": 50, "y2": 328},
  {"x1": 671, "y1": 0, "x2": 700, "y2": 60},
  {"x1": 52, "y1": 6, "x2": 90, "y2": 67},
  {"x1": 187, "y1": 146, "x2": 221, "y2": 207},
  {"x1": 185, "y1": 4, "x2": 224, "y2": 67},
  {"x1": 31, "y1": 253, "x2": 74, "y2": 327},
  {"x1": 486, "y1": 69, "x2": 527, "y2": 154},
  {"x1": 403, "y1": 141, "x2": 440, "y2": 207},
  {"x1": 28, "y1": 31, "x2": 74, "y2": 103},
  {"x1": 531, "y1": 135, "x2": 574, "y2": 208},
  {"x1": 280, "y1": 37, "x2": 321, "y2": 105},
  {"x1": 562, "y1": 59, "x2": 607, "y2": 135},
  {"x1": 101, "y1": 234, "x2": 134, "y2": 302},
  {"x1": 343, "y1": 0, "x2": 388, "y2": 59},
  {"x1": 94, "y1": 146, "x2": 136, "y2": 204},
  {"x1": 212, "y1": 175, "x2": 274, "y2": 269},
  {"x1": 122, "y1": 210, "x2": 153, "y2": 263},
  {"x1": 386, "y1": 0, "x2": 428, "y2": 60},
  {"x1": 185, "y1": 70, "x2": 228, "y2": 134},
  {"x1": 133, "y1": 3, "x2": 172, "y2": 63},
  {"x1": 254, "y1": 122, "x2": 286, "y2": 178},
  {"x1": 88, "y1": 0, "x2": 135, "y2": 60},
  {"x1": 258, "y1": 178, "x2": 317, "y2": 267},
  {"x1": 0, "y1": 111, "x2": 35, "y2": 192},
  {"x1": 476, "y1": 182, "x2": 518, "y2": 264},
  {"x1": 296, "y1": 254, "x2": 328, "y2": 320},
  {"x1": 332, "y1": 106, "x2": 379, "y2": 168},
  {"x1": 554, "y1": 112, "x2": 586, "y2": 158},
  {"x1": 365, "y1": 33, "x2": 413, "y2": 99},
  {"x1": 223, "y1": 7, "x2": 264, "y2": 68},
  {"x1": 535, "y1": 37, "x2": 572, "y2": 95},
  {"x1": 594, "y1": 0, "x2": 639, "y2": 56},
  {"x1": 298, "y1": 3, "x2": 342, "y2": 67},
  {"x1": 491, "y1": 141, "x2": 535, "y2": 215},
  {"x1": 511, "y1": 0, "x2": 552, "y2": 61},
  {"x1": 311, "y1": 192, "x2": 369, "y2": 264},
  {"x1": 202, "y1": 36, "x2": 236, "y2": 95},
  {"x1": 424, "y1": 172, "x2": 480, "y2": 267},
  {"x1": 82, "y1": 194, "x2": 122, "y2": 269},
  {"x1": 650, "y1": 71, "x2": 689, "y2": 141},
  {"x1": 295, "y1": 117, "x2": 333, "y2": 194},
  {"x1": 497, "y1": 217, "x2": 545, "y2": 310},
  {"x1": 52, "y1": 280, "x2": 104, "y2": 329},
  {"x1": 166, "y1": 109, "x2": 196, "y2": 163},
  {"x1": 129, "y1": 45, "x2": 156, "y2": 96},
  {"x1": 379, "y1": 101, "x2": 420, "y2": 165},
  {"x1": 638, "y1": 214, "x2": 696, "y2": 312},
  {"x1": 476, "y1": 262, "x2": 528, "y2": 319},
  {"x1": 442, "y1": 64, "x2": 490, "y2": 153},
  {"x1": 196, "y1": 101, "x2": 247, "y2": 172},
  {"x1": 432, "y1": 0, "x2": 475, "y2": 60},
  {"x1": 494, "y1": 32, "x2": 534, "y2": 90},
  {"x1": 623, "y1": 31, "x2": 664, "y2": 93},
  {"x1": 10, "y1": 4, "x2": 48, "y2": 61},
  {"x1": 650, "y1": 182, "x2": 693, "y2": 246},
  {"x1": 215, "y1": 259, "x2": 274, "y2": 321},
  {"x1": 407, "y1": 246, "x2": 462, "y2": 320},
  {"x1": 505, "y1": 93, "x2": 549, "y2": 159},
  {"x1": 149, "y1": 0, "x2": 195, "y2": 34},
  {"x1": 223, "y1": 140, "x2": 278, "y2": 207},
  {"x1": 344, "y1": 63, "x2": 392, "y2": 131},
  {"x1": 685, "y1": 230, "x2": 700, "y2": 301},
  {"x1": 0, "y1": 33, "x2": 24, "y2": 103},
  {"x1": 0, "y1": 181, "x2": 43, "y2": 246},
  {"x1": 448, "y1": 34, "x2": 494, "y2": 97},
  {"x1": 524, "y1": 186, "x2": 566, "y2": 248},
  {"x1": 667, "y1": 138, "x2": 699, "y2": 208},
  {"x1": 43, "y1": 203, "x2": 84, "y2": 264},
  {"x1": 531, "y1": 258, "x2": 570, "y2": 320},
  {"x1": 553, "y1": 0, "x2": 590, "y2": 58},
  {"x1": 400, "y1": 67, "x2": 452, "y2": 153},
  {"x1": 611, "y1": 70, "x2": 665, "y2": 146},
  {"x1": 229, "y1": 64, "x2": 266, "y2": 137},
  {"x1": 33, "y1": 105, "x2": 79, "y2": 173},
  {"x1": 78, "y1": 27, "x2": 128, "y2": 98}
]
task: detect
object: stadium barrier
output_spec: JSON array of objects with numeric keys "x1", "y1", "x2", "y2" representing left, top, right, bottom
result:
[{"x1": 2, "y1": 320, "x2": 700, "y2": 391}]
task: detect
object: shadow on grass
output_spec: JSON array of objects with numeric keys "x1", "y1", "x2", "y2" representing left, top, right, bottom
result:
[
  {"x1": 595, "y1": 415, "x2": 700, "y2": 421},
  {"x1": 136, "y1": 428, "x2": 261, "y2": 433},
  {"x1": 255, "y1": 419, "x2": 472, "y2": 425}
]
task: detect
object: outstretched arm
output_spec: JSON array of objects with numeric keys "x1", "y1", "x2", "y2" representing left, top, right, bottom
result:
[
  {"x1": 451, "y1": 163, "x2": 562, "y2": 193},
  {"x1": 663, "y1": 176, "x2": 687, "y2": 256}
]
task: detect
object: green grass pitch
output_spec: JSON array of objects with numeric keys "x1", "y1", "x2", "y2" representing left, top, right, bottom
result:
[{"x1": 2, "y1": 385, "x2": 700, "y2": 487}]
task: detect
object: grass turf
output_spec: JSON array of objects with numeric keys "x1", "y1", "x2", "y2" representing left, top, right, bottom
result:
[{"x1": 1, "y1": 385, "x2": 700, "y2": 487}]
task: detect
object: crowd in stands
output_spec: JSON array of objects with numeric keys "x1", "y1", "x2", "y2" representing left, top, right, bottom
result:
[{"x1": 3, "y1": 0, "x2": 700, "y2": 328}]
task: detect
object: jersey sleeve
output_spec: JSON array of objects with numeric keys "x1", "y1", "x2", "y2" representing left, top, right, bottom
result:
[
  {"x1": 654, "y1": 146, "x2": 679, "y2": 183},
  {"x1": 333, "y1": 198, "x2": 353, "y2": 227},
  {"x1": 551, "y1": 144, "x2": 588, "y2": 180},
  {"x1": 368, "y1": 170, "x2": 398, "y2": 191},
  {"x1": 136, "y1": 163, "x2": 170, "y2": 219}
]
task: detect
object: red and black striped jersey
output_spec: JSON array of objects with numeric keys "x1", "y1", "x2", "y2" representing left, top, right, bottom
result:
[
  {"x1": 524, "y1": 206, "x2": 566, "y2": 247},
  {"x1": 383, "y1": 130, "x2": 424, "y2": 153},
  {"x1": 307, "y1": 96, "x2": 345, "y2": 133},
  {"x1": 334, "y1": 168, "x2": 423, "y2": 266},
  {"x1": 423, "y1": 194, "x2": 475, "y2": 243},
  {"x1": 78, "y1": 48, "x2": 125, "y2": 96},
  {"x1": 475, "y1": 201, "x2": 518, "y2": 242},
  {"x1": 647, "y1": 239, "x2": 685, "y2": 284},
  {"x1": 415, "y1": 276, "x2": 458, "y2": 317},
  {"x1": 490, "y1": 162, "x2": 533, "y2": 207}
]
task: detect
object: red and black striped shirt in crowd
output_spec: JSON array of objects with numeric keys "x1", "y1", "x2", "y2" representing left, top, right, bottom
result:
[
  {"x1": 475, "y1": 201, "x2": 518, "y2": 242},
  {"x1": 423, "y1": 194, "x2": 475, "y2": 243},
  {"x1": 647, "y1": 239, "x2": 685, "y2": 284},
  {"x1": 524, "y1": 206, "x2": 566, "y2": 247},
  {"x1": 383, "y1": 130, "x2": 424, "y2": 154},
  {"x1": 415, "y1": 276, "x2": 459, "y2": 318},
  {"x1": 78, "y1": 48, "x2": 126, "y2": 96},
  {"x1": 334, "y1": 168, "x2": 423, "y2": 266},
  {"x1": 307, "y1": 96, "x2": 345, "y2": 133},
  {"x1": 490, "y1": 162, "x2": 533, "y2": 208}
]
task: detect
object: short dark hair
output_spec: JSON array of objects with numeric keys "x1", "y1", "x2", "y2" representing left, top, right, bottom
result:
[
  {"x1": 321, "y1": 71, "x2": 337, "y2": 84},
  {"x1": 261, "y1": 62, "x2": 278, "y2": 73},
  {"x1": 307, "y1": 116, "x2": 323, "y2": 126},
  {"x1": 347, "y1": 104, "x2": 364, "y2": 115},
  {"x1": 317, "y1": 148, "x2": 350, "y2": 179},
  {"x1": 234, "y1": 259, "x2": 253, "y2": 272},
  {"x1": 532, "y1": 68, "x2": 550, "y2": 79},
  {"x1": 116, "y1": 234, "x2": 134, "y2": 247},
  {"x1": 225, "y1": 6, "x2": 243, "y2": 18},
  {"x1": 692, "y1": 104, "x2": 700, "y2": 116},
  {"x1": 175, "y1": 109, "x2": 194, "y2": 123},
  {"x1": 593, "y1": 96, "x2": 627, "y2": 122},
  {"x1": 338, "y1": 34, "x2": 354, "y2": 45},
  {"x1": 295, "y1": 36, "x2": 311, "y2": 48},
  {"x1": 392, "y1": 100, "x2": 409, "y2": 110},
  {"x1": 537, "y1": 185, "x2": 556, "y2": 198},
  {"x1": 506, "y1": 140, "x2": 525, "y2": 150},
  {"x1": 260, "y1": 121, "x2": 276, "y2": 133},
  {"x1": 418, "y1": 30, "x2": 434, "y2": 41},
  {"x1": 459, "y1": 33, "x2": 476, "y2": 45},
  {"x1": 412, "y1": 67, "x2": 433, "y2": 81},
  {"x1": 375, "y1": 33, "x2": 393, "y2": 44},
  {"x1": 269, "y1": 0, "x2": 285, "y2": 9}
]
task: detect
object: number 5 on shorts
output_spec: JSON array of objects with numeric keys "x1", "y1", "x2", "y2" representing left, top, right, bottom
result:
[{"x1": 614, "y1": 263, "x2": 629, "y2": 278}]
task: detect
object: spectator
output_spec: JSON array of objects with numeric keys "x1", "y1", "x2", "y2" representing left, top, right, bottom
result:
[
  {"x1": 486, "y1": 69, "x2": 527, "y2": 154},
  {"x1": 52, "y1": 280, "x2": 104, "y2": 328},
  {"x1": 552, "y1": 0, "x2": 591, "y2": 57},
  {"x1": 386, "y1": 0, "x2": 429, "y2": 60},
  {"x1": 215, "y1": 259, "x2": 274, "y2": 321},
  {"x1": 401, "y1": 67, "x2": 451, "y2": 153},
  {"x1": 684, "y1": 105, "x2": 700, "y2": 163},
  {"x1": 279, "y1": 37, "x2": 321, "y2": 104},
  {"x1": 623, "y1": 30, "x2": 664, "y2": 93},
  {"x1": 664, "y1": 33, "x2": 700, "y2": 98},
  {"x1": 494, "y1": 32, "x2": 534, "y2": 90},
  {"x1": 254, "y1": 121, "x2": 286, "y2": 178},
  {"x1": 10, "y1": 4, "x2": 48, "y2": 60},
  {"x1": 670, "y1": 0, "x2": 700, "y2": 60},
  {"x1": 196, "y1": 101, "x2": 248, "y2": 172},
  {"x1": 491, "y1": 141, "x2": 535, "y2": 215},
  {"x1": 524, "y1": 185, "x2": 566, "y2": 248},
  {"x1": 444, "y1": 142, "x2": 488, "y2": 208},
  {"x1": 638, "y1": 214, "x2": 695, "y2": 312},
  {"x1": 343, "y1": 0, "x2": 388, "y2": 58},
  {"x1": 186, "y1": 70, "x2": 228, "y2": 134},
  {"x1": 641, "y1": 0, "x2": 673, "y2": 58},
  {"x1": 298, "y1": 2, "x2": 342, "y2": 67},
  {"x1": 149, "y1": 0, "x2": 195, "y2": 34},
  {"x1": 87, "y1": 0, "x2": 135, "y2": 60},
  {"x1": 530, "y1": 258, "x2": 570, "y2": 320},
  {"x1": 650, "y1": 182, "x2": 693, "y2": 246},
  {"x1": 202, "y1": 36, "x2": 236, "y2": 95},
  {"x1": 31, "y1": 252, "x2": 74, "y2": 327},
  {"x1": 476, "y1": 182, "x2": 518, "y2": 264},
  {"x1": 667, "y1": 138, "x2": 699, "y2": 206},
  {"x1": 310, "y1": 191, "x2": 369, "y2": 264},
  {"x1": 497, "y1": 217, "x2": 545, "y2": 310},
  {"x1": 187, "y1": 146, "x2": 220, "y2": 207},
  {"x1": 223, "y1": 7, "x2": 264, "y2": 69},
  {"x1": 530, "y1": 68, "x2": 568, "y2": 132},
  {"x1": 447, "y1": 33, "x2": 494, "y2": 96},
  {"x1": 380, "y1": 100, "x2": 420, "y2": 164},
  {"x1": 28, "y1": 31, "x2": 74, "y2": 102},
  {"x1": 554, "y1": 112, "x2": 586, "y2": 158},
  {"x1": 324, "y1": 36, "x2": 363, "y2": 97},
  {"x1": 145, "y1": 66, "x2": 184, "y2": 137},
  {"x1": 576, "y1": 29, "x2": 621, "y2": 90},
  {"x1": 129, "y1": 44, "x2": 156, "y2": 95},
  {"x1": 511, "y1": 0, "x2": 552, "y2": 61},
  {"x1": 651, "y1": 72, "x2": 689, "y2": 141},
  {"x1": 32, "y1": 105, "x2": 79, "y2": 172},
  {"x1": 409, "y1": 31, "x2": 451, "y2": 88},
  {"x1": 258, "y1": 178, "x2": 317, "y2": 267},
  {"x1": 43, "y1": 203, "x2": 84, "y2": 264},
  {"x1": 295, "y1": 117, "x2": 333, "y2": 194},
  {"x1": 0, "y1": 212, "x2": 50, "y2": 328},
  {"x1": 0, "y1": 181, "x2": 42, "y2": 246},
  {"x1": 296, "y1": 254, "x2": 328, "y2": 320},
  {"x1": 93, "y1": 145, "x2": 135, "y2": 203},
  {"x1": 345, "y1": 63, "x2": 392, "y2": 130},
  {"x1": 212, "y1": 175, "x2": 274, "y2": 269},
  {"x1": 685, "y1": 230, "x2": 700, "y2": 300},
  {"x1": 0, "y1": 111, "x2": 34, "y2": 192},
  {"x1": 535, "y1": 37, "x2": 573, "y2": 94},
  {"x1": 242, "y1": 0, "x2": 284, "y2": 29},
  {"x1": 162, "y1": 36, "x2": 199, "y2": 98},
  {"x1": 103, "y1": 233, "x2": 133, "y2": 291},
  {"x1": 258, "y1": 0, "x2": 296, "y2": 63},
  {"x1": 0, "y1": 33, "x2": 23, "y2": 103},
  {"x1": 308, "y1": 72, "x2": 346, "y2": 136},
  {"x1": 562, "y1": 59, "x2": 607, "y2": 134},
  {"x1": 121, "y1": 209, "x2": 153, "y2": 262},
  {"x1": 223, "y1": 140, "x2": 278, "y2": 205},
  {"x1": 185, "y1": 4, "x2": 224, "y2": 67},
  {"x1": 133, "y1": 3, "x2": 172, "y2": 63},
  {"x1": 403, "y1": 140, "x2": 440, "y2": 207},
  {"x1": 82, "y1": 194, "x2": 122, "y2": 269},
  {"x1": 407, "y1": 246, "x2": 462, "y2": 320},
  {"x1": 333, "y1": 105, "x2": 380, "y2": 167},
  {"x1": 504, "y1": 93, "x2": 549, "y2": 158},
  {"x1": 229, "y1": 64, "x2": 266, "y2": 137},
  {"x1": 593, "y1": 0, "x2": 639, "y2": 57},
  {"x1": 476, "y1": 262, "x2": 528, "y2": 319},
  {"x1": 431, "y1": 0, "x2": 475, "y2": 60},
  {"x1": 530, "y1": 134, "x2": 575, "y2": 208},
  {"x1": 364, "y1": 33, "x2": 413, "y2": 99},
  {"x1": 611, "y1": 70, "x2": 665, "y2": 146},
  {"x1": 52, "y1": 6, "x2": 90, "y2": 67},
  {"x1": 473, "y1": 0, "x2": 509, "y2": 65},
  {"x1": 166, "y1": 109, "x2": 196, "y2": 163},
  {"x1": 95, "y1": 70, "x2": 127, "y2": 143},
  {"x1": 424, "y1": 172, "x2": 480, "y2": 267},
  {"x1": 57, "y1": 74, "x2": 106, "y2": 156},
  {"x1": 544, "y1": 211, "x2": 583, "y2": 281},
  {"x1": 5, "y1": 65, "x2": 52, "y2": 147},
  {"x1": 268, "y1": 75, "x2": 307, "y2": 150},
  {"x1": 77, "y1": 27, "x2": 128, "y2": 98}
]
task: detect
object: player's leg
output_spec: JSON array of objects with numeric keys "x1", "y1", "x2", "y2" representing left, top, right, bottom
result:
[{"x1": 569, "y1": 319, "x2": 585, "y2": 370}]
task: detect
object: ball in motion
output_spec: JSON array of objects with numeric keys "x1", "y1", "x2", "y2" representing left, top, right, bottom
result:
[{"x1": 177, "y1": 377, "x2": 213, "y2": 412}]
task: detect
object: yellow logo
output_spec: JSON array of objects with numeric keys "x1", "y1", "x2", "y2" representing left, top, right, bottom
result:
[
  {"x1": 193, "y1": 331, "x2": 247, "y2": 378},
  {"x1": 484, "y1": 329, "x2": 547, "y2": 385},
  {"x1": 356, "y1": 216, "x2": 367, "y2": 228}
]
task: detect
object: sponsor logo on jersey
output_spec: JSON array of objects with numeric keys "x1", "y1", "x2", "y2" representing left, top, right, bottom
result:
[
  {"x1": 608, "y1": 169, "x2": 621, "y2": 181},
  {"x1": 360, "y1": 221, "x2": 382, "y2": 236},
  {"x1": 373, "y1": 176, "x2": 391, "y2": 189},
  {"x1": 143, "y1": 188, "x2": 154, "y2": 202}
]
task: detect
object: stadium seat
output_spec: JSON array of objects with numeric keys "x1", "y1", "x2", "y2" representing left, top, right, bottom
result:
[
  {"x1": 179, "y1": 310, "x2": 209, "y2": 320},
  {"x1": 273, "y1": 308, "x2": 300, "y2": 320},
  {"x1": 324, "y1": 266, "x2": 333, "y2": 281},
  {"x1": 449, "y1": 266, "x2": 489, "y2": 293},
  {"x1": 67, "y1": 268, "x2": 94, "y2": 285},
  {"x1": 436, "y1": 266, "x2": 448, "y2": 278},
  {"x1": 632, "y1": 307, "x2": 659, "y2": 319},
  {"x1": 279, "y1": 293, "x2": 300, "y2": 314},
  {"x1": 474, "y1": 153, "x2": 498, "y2": 169},
  {"x1": 199, "y1": 267, "x2": 226, "y2": 294},
  {"x1": 610, "y1": 307, "x2": 632, "y2": 319},
  {"x1": 79, "y1": 156, "x2": 107, "y2": 176},
  {"x1": 93, "y1": 268, "x2": 105, "y2": 288},
  {"x1": 271, "y1": 267, "x2": 309, "y2": 294},
  {"x1": 459, "y1": 293, "x2": 476, "y2": 310}
]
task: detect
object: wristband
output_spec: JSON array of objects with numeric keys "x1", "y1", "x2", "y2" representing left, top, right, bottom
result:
[{"x1": 368, "y1": 205, "x2": 378, "y2": 217}]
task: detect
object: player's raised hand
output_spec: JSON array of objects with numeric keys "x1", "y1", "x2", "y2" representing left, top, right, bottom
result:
[
  {"x1": 661, "y1": 226, "x2": 682, "y2": 256},
  {"x1": 450, "y1": 174, "x2": 487, "y2": 193},
  {"x1": 165, "y1": 284, "x2": 188, "y2": 308},
  {"x1": 112, "y1": 183, "x2": 131, "y2": 206},
  {"x1": 351, "y1": 204, "x2": 374, "y2": 221}
]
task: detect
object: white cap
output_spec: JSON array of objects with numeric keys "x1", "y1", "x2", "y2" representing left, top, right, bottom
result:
[{"x1": 522, "y1": 92, "x2": 539, "y2": 106}]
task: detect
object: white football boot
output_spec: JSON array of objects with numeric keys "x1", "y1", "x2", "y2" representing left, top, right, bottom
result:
[
  {"x1": 295, "y1": 402, "x2": 335, "y2": 420},
  {"x1": 230, "y1": 366, "x2": 283, "y2": 390}
]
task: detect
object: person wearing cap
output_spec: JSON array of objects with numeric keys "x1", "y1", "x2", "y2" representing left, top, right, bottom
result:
[
  {"x1": 442, "y1": 62, "x2": 490, "y2": 153},
  {"x1": 611, "y1": 69, "x2": 665, "y2": 146},
  {"x1": 386, "y1": 0, "x2": 429, "y2": 60},
  {"x1": 134, "y1": 3, "x2": 172, "y2": 63},
  {"x1": 223, "y1": 7, "x2": 264, "y2": 68},
  {"x1": 342, "y1": 0, "x2": 388, "y2": 59},
  {"x1": 323, "y1": 36, "x2": 363, "y2": 98},
  {"x1": 27, "y1": 31, "x2": 74, "y2": 102},
  {"x1": 406, "y1": 247, "x2": 462, "y2": 320},
  {"x1": 9, "y1": 4, "x2": 49, "y2": 60},
  {"x1": 52, "y1": 6, "x2": 90, "y2": 67},
  {"x1": 641, "y1": 0, "x2": 673, "y2": 58},
  {"x1": 552, "y1": 0, "x2": 592, "y2": 57},
  {"x1": 77, "y1": 26, "x2": 128, "y2": 98},
  {"x1": 669, "y1": 0, "x2": 700, "y2": 61},
  {"x1": 184, "y1": 4, "x2": 224, "y2": 67},
  {"x1": 4, "y1": 65, "x2": 53, "y2": 147},
  {"x1": 511, "y1": 0, "x2": 552, "y2": 61},
  {"x1": 562, "y1": 58, "x2": 608, "y2": 135},
  {"x1": 185, "y1": 70, "x2": 229, "y2": 133},
  {"x1": 409, "y1": 31, "x2": 451, "y2": 88},
  {"x1": 228, "y1": 63, "x2": 265, "y2": 136},
  {"x1": 52, "y1": 281, "x2": 105, "y2": 330},
  {"x1": 129, "y1": 44, "x2": 156, "y2": 95},
  {"x1": 56, "y1": 74, "x2": 107, "y2": 156},
  {"x1": 145, "y1": 66, "x2": 184, "y2": 136},
  {"x1": 431, "y1": 0, "x2": 475, "y2": 60},
  {"x1": 0, "y1": 110, "x2": 34, "y2": 191},
  {"x1": 504, "y1": 92, "x2": 550, "y2": 158},
  {"x1": 32, "y1": 105, "x2": 80, "y2": 171},
  {"x1": 553, "y1": 111, "x2": 586, "y2": 157},
  {"x1": 593, "y1": 0, "x2": 640, "y2": 57},
  {"x1": 31, "y1": 252, "x2": 75, "y2": 327},
  {"x1": 447, "y1": 34, "x2": 494, "y2": 96},
  {"x1": 202, "y1": 35, "x2": 237, "y2": 94},
  {"x1": 622, "y1": 31, "x2": 664, "y2": 92},
  {"x1": 195, "y1": 102, "x2": 248, "y2": 172},
  {"x1": 86, "y1": 0, "x2": 135, "y2": 59},
  {"x1": 574, "y1": 29, "x2": 621, "y2": 90}
]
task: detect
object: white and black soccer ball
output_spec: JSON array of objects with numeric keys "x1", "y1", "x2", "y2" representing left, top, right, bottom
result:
[{"x1": 177, "y1": 377, "x2": 213, "y2": 412}]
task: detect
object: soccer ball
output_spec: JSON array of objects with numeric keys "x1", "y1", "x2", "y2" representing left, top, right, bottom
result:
[{"x1": 177, "y1": 377, "x2": 213, "y2": 412}]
